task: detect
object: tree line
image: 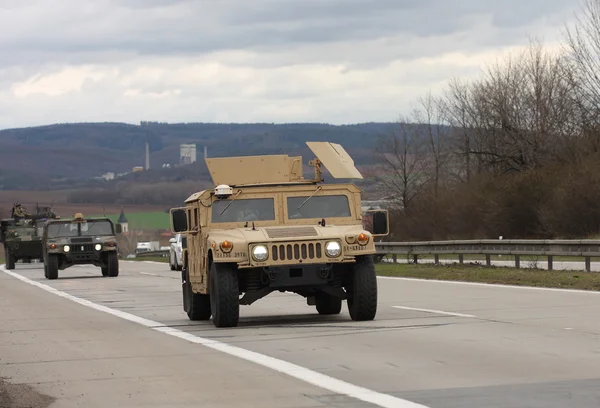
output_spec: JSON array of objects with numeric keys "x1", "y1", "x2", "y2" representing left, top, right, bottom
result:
[{"x1": 374, "y1": 0, "x2": 600, "y2": 240}]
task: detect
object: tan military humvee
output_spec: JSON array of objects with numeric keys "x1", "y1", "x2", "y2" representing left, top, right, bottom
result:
[{"x1": 170, "y1": 142, "x2": 389, "y2": 328}]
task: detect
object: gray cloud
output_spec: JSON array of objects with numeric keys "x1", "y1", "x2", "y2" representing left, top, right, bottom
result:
[{"x1": 0, "y1": 0, "x2": 581, "y2": 128}]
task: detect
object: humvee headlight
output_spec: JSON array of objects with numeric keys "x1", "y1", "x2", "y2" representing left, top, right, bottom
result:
[
  {"x1": 325, "y1": 241, "x2": 341, "y2": 257},
  {"x1": 220, "y1": 240, "x2": 233, "y2": 252},
  {"x1": 252, "y1": 245, "x2": 268, "y2": 262},
  {"x1": 63, "y1": 245, "x2": 71, "y2": 253},
  {"x1": 357, "y1": 233, "x2": 369, "y2": 246},
  {"x1": 95, "y1": 244, "x2": 102, "y2": 251}
]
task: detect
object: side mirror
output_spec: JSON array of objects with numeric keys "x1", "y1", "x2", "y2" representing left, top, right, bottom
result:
[
  {"x1": 169, "y1": 237, "x2": 176, "y2": 243},
  {"x1": 363, "y1": 209, "x2": 389, "y2": 236},
  {"x1": 170, "y1": 208, "x2": 188, "y2": 233},
  {"x1": 372, "y1": 211, "x2": 389, "y2": 235},
  {"x1": 115, "y1": 224, "x2": 122, "y2": 234}
]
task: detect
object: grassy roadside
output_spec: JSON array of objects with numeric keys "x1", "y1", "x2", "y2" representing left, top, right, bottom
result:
[{"x1": 377, "y1": 263, "x2": 600, "y2": 291}]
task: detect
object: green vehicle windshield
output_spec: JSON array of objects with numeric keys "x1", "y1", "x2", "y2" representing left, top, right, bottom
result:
[{"x1": 47, "y1": 220, "x2": 114, "y2": 238}]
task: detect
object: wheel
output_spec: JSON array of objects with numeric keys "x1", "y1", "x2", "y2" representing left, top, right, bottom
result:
[
  {"x1": 104, "y1": 252, "x2": 119, "y2": 277},
  {"x1": 169, "y1": 251, "x2": 176, "y2": 271},
  {"x1": 5, "y1": 249, "x2": 15, "y2": 270},
  {"x1": 23, "y1": 258, "x2": 31, "y2": 264},
  {"x1": 347, "y1": 255, "x2": 378, "y2": 321},
  {"x1": 315, "y1": 292, "x2": 342, "y2": 315},
  {"x1": 182, "y1": 268, "x2": 211, "y2": 320},
  {"x1": 209, "y1": 262, "x2": 239, "y2": 327},
  {"x1": 46, "y1": 254, "x2": 59, "y2": 280}
]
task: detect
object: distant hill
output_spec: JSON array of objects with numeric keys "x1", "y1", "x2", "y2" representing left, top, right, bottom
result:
[{"x1": 0, "y1": 121, "x2": 398, "y2": 190}]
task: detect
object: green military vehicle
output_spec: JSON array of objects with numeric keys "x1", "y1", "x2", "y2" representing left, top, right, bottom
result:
[
  {"x1": 42, "y1": 213, "x2": 119, "y2": 279},
  {"x1": 1, "y1": 204, "x2": 58, "y2": 269},
  {"x1": 170, "y1": 142, "x2": 389, "y2": 328}
]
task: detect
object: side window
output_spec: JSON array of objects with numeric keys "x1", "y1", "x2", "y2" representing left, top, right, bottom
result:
[
  {"x1": 194, "y1": 208, "x2": 198, "y2": 227},
  {"x1": 187, "y1": 209, "x2": 192, "y2": 227}
]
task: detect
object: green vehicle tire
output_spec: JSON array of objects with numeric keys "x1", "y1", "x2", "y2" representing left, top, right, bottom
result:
[{"x1": 46, "y1": 255, "x2": 59, "y2": 280}]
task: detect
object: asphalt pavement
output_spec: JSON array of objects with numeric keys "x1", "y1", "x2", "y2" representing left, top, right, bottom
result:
[{"x1": 2, "y1": 260, "x2": 600, "y2": 407}]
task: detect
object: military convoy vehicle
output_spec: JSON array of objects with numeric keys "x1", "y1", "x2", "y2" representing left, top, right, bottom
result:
[
  {"x1": 170, "y1": 142, "x2": 389, "y2": 327},
  {"x1": 41, "y1": 213, "x2": 119, "y2": 279},
  {"x1": 1, "y1": 204, "x2": 58, "y2": 269}
]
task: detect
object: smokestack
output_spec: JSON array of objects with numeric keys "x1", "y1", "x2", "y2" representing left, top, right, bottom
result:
[
  {"x1": 204, "y1": 146, "x2": 207, "y2": 159},
  {"x1": 145, "y1": 142, "x2": 150, "y2": 170}
]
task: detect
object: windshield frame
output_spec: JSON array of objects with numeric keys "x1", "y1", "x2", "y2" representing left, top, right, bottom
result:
[
  {"x1": 45, "y1": 219, "x2": 114, "y2": 239},
  {"x1": 208, "y1": 193, "x2": 280, "y2": 227},
  {"x1": 283, "y1": 191, "x2": 355, "y2": 223}
]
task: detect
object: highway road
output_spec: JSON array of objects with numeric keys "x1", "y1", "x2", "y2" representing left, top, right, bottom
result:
[{"x1": 2, "y1": 261, "x2": 600, "y2": 408}]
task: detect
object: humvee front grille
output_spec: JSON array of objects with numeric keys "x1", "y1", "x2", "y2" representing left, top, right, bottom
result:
[
  {"x1": 271, "y1": 242, "x2": 323, "y2": 262},
  {"x1": 266, "y1": 227, "x2": 318, "y2": 239},
  {"x1": 71, "y1": 244, "x2": 94, "y2": 253}
]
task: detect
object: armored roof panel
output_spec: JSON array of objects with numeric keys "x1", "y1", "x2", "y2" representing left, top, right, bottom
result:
[
  {"x1": 306, "y1": 142, "x2": 363, "y2": 179},
  {"x1": 205, "y1": 155, "x2": 304, "y2": 186}
]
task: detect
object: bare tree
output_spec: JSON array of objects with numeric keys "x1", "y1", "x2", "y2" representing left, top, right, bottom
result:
[
  {"x1": 413, "y1": 92, "x2": 452, "y2": 198},
  {"x1": 564, "y1": 0, "x2": 600, "y2": 125},
  {"x1": 372, "y1": 118, "x2": 429, "y2": 209},
  {"x1": 442, "y1": 40, "x2": 580, "y2": 174}
]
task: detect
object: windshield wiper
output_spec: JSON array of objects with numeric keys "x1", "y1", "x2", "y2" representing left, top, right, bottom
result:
[
  {"x1": 297, "y1": 185, "x2": 322, "y2": 211},
  {"x1": 219, "y1": 190, "x2": 243, "y2": 216}
]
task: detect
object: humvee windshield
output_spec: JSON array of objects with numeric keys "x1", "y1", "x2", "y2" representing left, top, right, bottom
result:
[
  {"x1": 47, "y1": 220, "x2": 114, "y2": 238},
  {"x1": 9, "y1": 226, "x2": 36, "y2": 237},
  {"x1": 212, "y1": 198, "x2": 275, "y2": 223},
  {"x1": 287, "y1": 195, "x2": 351, "y2": 219}
]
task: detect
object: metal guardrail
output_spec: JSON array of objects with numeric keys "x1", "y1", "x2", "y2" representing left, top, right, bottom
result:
[
  {"x1": 128, "y1": 240, "x2": 600, "y2": 271},
  {"x1": 375, "y1": 239, "x2": 600, "y2": 271}
]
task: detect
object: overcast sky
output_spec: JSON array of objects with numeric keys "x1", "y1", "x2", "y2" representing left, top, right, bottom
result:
[{"x1": 0, "y1": 0, "x2": 581, "y2": 129}]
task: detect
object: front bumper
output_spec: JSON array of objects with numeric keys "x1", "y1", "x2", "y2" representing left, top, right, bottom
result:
[
  {"x1": 48, "y1": 245, "x2": 117, "y2": 264},
  {"x1": 261, "y1": 264, "x2": 333, "y2": 289}
]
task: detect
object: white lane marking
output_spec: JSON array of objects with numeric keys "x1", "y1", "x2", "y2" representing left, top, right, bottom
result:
[
  {"x1": 392, "y1": 306, "x2": 476, "y2": 318},
  {"x1": 140, "y1": 272, "x2": 160, "y2": 277},
  {"x1": 378, "y1": 276, "x2": 600, "y2": 295},
  {"x1": 0, "y1": 265, "x2": 428, "y2": 408}
]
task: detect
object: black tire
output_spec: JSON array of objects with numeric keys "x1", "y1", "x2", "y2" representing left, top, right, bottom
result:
[
  {"x1": 46, "y1": 254, "x2": 59, "y2": 280},
  {"x1": 169, "y1": 251, "x2": 176, "y2": 271},
  {"x1": 5, "y1": 249, "x2": 15, "y2": 270},
  {"x1": 316, "y1": 292, "x2": 342, "y2": 315},
  {"x1": 209, "y1": 262, "x2": 239, "y2": 328},
  {"x1": 182, "y1": 268, "x2": 211, "y2": 320},
  {"x1": 101, "y1": 267, "x2": 108, "y2": 277},
  {"x1": 347, "y1": 255, "x2": 378, "y2": 321},
  {"x1": 105, "y1": 252, "x2": 119, "y2": 277}
]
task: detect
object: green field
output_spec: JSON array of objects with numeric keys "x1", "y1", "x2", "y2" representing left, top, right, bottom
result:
[{"x1": 95, "y1": 211, "x2": 171, "y2": 230}]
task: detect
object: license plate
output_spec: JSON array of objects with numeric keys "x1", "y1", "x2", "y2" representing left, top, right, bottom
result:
[{"x1": 20, "y1": 236, "x2": 31, "y2": 241}]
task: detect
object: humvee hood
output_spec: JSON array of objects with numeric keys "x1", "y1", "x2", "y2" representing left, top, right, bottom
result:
[{"x1": 209, "y1": 224, "x2": 368, "y2": 243}]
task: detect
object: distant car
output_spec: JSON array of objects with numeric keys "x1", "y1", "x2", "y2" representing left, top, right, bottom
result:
[{"x1": 169, "y1": 234, "x2": 182, "y2": 271}]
